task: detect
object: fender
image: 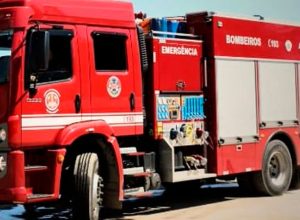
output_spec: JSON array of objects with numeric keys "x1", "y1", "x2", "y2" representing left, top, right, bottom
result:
[
  {"x1": 55, "y1": 120, "x2": 124, "y2": 200},
  {"x1": 106, "y1": 136, "x2": 124, "y2": 200},
  {"x1": 260, "y1": 129, "x2": 298, "y2": 167},
  {"x1": 55, "y1": 120, "x2": 114, "y2": 146}
]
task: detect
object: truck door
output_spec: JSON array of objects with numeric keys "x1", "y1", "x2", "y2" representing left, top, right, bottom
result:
[
  {"x1": 21, "y1": 26, "x2": 81, "y2": 146},
  {"x1": 87, "y1": 27, "x2": 143, "y2": 136}
]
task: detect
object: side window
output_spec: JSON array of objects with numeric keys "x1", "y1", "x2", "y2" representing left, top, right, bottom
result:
[
  {"x1": 25, "y1": 29, "x2": 73, "y2": 86},
  {"x1": 0, "y1": 30, "x2": 12, "y2": 84},
  {"x1": 92, "y1": 32, "x2": 127, "y2": 71},
  {"x1": 0, "y1": 56, "x2": 10, "y2": 84}
]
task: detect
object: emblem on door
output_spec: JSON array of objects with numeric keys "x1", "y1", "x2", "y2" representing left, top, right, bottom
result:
[
  {"x1": 44, "y1": 89, "x2": 61, "y2": 114},
  {"x1": 107, "y1": 76, "x2": 122, "y2": 98}
]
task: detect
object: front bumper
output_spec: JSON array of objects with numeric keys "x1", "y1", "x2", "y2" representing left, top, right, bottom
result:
[{"x1": 0, "y1": 151, "x2": 27, "y2": 203}]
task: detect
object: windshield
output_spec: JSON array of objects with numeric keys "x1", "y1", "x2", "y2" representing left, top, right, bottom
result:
[{"x1": 0, "y1": 30, "x2": 12, "y2": 84}]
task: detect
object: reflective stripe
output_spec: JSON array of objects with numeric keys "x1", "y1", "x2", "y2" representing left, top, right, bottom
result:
[{"x1": 21, "y1": 112, "x2": 143, "y2": 130}]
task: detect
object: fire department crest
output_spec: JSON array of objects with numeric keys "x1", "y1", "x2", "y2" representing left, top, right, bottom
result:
[
  {"x1": 44, "y1": 89, "x2": 61, "y2": 114},
  {"x1": 107, "y1": 76, "x2": 122, "y2": 98},
  {"x1": 285, "y1": 40, "x2": 293, "y2": 52}
]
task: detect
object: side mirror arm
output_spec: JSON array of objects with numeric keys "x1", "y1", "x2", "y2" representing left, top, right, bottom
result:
[{"x1": 29, "y1": 73, "x2": 37, "y2": 95}]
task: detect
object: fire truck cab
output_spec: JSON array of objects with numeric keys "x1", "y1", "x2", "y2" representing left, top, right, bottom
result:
[{"x1": 0, "y1": 0, "x2": 144, "y2": 217}]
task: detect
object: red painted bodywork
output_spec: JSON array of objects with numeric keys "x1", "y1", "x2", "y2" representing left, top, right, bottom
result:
[
  {"x1": 0, "y1": 151, "x2": 27, "y2": 202},
  {"x1": 0, "y1": 0, "x2": 299, "y2": 206},
  {"x1": 187, "y1": 13, "x2": 300, "y2": 175},
  {"x1": 148, "y1": 37, "x2": 204, "y2": 139},
  {"x1": 213, "y1": 16, "x2": 300, "y2": 60},
  {"x1": 151, "y1": 38, "x2": 203, "y2": 92}
]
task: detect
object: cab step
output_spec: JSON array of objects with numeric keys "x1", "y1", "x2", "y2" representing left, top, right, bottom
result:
[
  {"x1": 27, "y1": 194, "x2": 57, "y2": 203},
  {"x1": 121, "y1": 147, "x2": 145, "y2": 156},
  {"x1": 125, "y1": 191, "x2": 153, "y2": 199},
  {"x1": 124, "y1": 187, "x2": 146, "y2": 198},
  {"x1": 126, "y1": 152, "x2": 145, "y2": 157},
  {"x1": 25, "y1": 165, "x2": 48, "y2": 172},
  {"x1": 128, "y1": 172, "x2": 151, "y2": 177},
  {"x1": 120, "y1": 147, "x2": 138, "y2": 154},
  {"x1": 27, "y1": 194, "x2": 53, "y2": 200},
  {"x1": 123, "y1": 167, "x2": 151, "y2": 177},
  {"x1": 124, "y1": 187, "x2": 165, "y2": 200},
  {"x1": 123, "y1": 167, "x2": 144, "y2": 175}
]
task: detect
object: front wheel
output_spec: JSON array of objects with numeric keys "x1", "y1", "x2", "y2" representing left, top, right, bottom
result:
[
  {"x1": 73, "y1": 153, "x2": 103, "y2": 220},
  {"x1": 253, "y1": 140, "x2": 292, "y2": 196}
]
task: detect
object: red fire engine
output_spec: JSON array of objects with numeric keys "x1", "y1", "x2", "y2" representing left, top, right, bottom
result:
[{"x1": 0, "y1": 0, "x2": 300, "y2": 219}]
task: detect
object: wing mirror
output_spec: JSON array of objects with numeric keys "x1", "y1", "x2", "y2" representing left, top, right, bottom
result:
[{"x1": 28, "y1": 30, "x2": 50, "y2": 94}]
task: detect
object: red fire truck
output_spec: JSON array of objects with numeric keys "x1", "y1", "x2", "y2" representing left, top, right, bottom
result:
[{"x1": 0, "y1": 0, "x2": 300, "y2": 219}]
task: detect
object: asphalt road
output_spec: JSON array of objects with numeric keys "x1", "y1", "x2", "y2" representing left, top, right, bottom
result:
[{"x1": 0, "y1": 183, "x2": 299, "y2": 220}]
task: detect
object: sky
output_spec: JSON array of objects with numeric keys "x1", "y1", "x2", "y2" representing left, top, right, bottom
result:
[{"x1": 130, "y1": 0, "x2": 300, "y2": 23}]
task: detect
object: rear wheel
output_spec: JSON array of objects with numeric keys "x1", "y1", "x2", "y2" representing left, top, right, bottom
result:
[
  {"x1": 237, "y1": 173, "x2": 255, "y2": 194},
  {"x1": 253, "y1": 140, "x2": 292, "y2": 196},
  {"x1": 290, "y1": 167, "x2": 300, "y2": 190},
  {"x1": 73, "y1": 153, "x2": 103, "y2": 220}
]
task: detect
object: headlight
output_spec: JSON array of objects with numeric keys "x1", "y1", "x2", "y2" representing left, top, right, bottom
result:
[
  {"x1": 0, "y1": 154, "x2": 7, "y2": 178},
  {"x1": 0, "y1": 128, "x2": 7, "y2": 142}
]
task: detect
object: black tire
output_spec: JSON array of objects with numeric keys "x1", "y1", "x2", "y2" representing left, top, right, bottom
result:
[
  {"x1": 253, "y1": 140, "x2": 292, "y2": 196},
  {"x1": 23, "y1": 204, "x2": 36, "y2": 216},
  {"x1": 164, "y1": 180, "x2": 200, "y2": 196},
  {"x1": 290, "y1": 167, "x2": 300, "y2": 190},
  {"x1": 237, "y1": 173, "x2": 255, "y2": 194},
  {"x1": 73, "y1": 153, "x2": 103, "y2": 220}
]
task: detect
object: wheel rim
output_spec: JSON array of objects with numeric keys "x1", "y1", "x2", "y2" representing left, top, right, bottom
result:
[
  {"x1": 267, "y1": 151, "x2": 287, "y2": 186},
  {"x1": 91, "y1": 162, "x2": 101, "y2": 219}
]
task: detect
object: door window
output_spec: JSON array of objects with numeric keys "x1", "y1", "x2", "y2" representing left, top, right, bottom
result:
[
  {"x1": 92, "y1": 32, "x2": 127, "y2": 71},
  {"x1": 0, "y1": 30, "x2": 12, "y2": 84},
  {"x1": 25, "y1": 29, "x2": 73, "y2": 86}
]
